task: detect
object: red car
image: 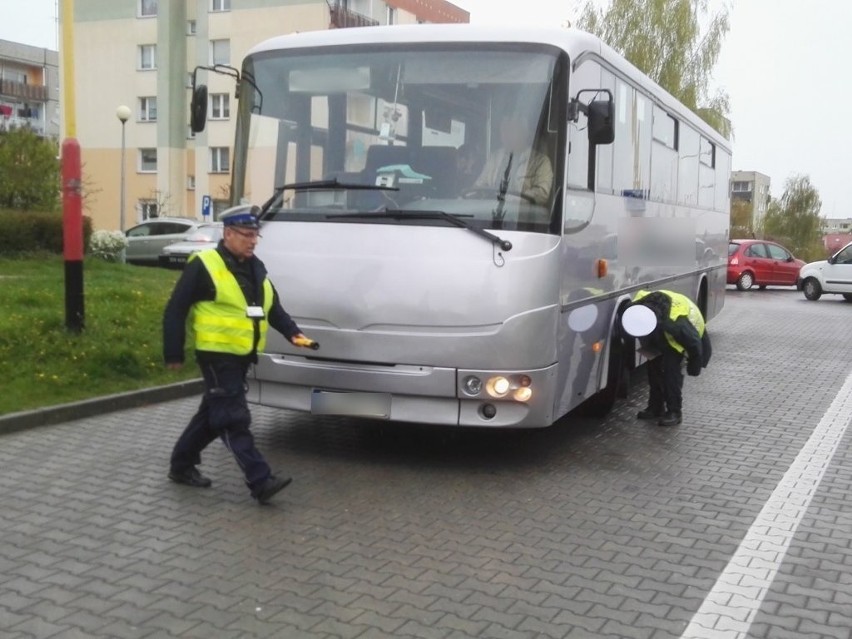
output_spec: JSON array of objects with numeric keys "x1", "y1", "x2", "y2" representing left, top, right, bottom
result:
[{"x1": 727, "y1": 239, "x2": 805, "y2": 290}]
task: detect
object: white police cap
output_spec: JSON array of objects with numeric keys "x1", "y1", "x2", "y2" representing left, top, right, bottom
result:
[{"x1": 621, "y1": 304, "x2": 657, "y2": 337}]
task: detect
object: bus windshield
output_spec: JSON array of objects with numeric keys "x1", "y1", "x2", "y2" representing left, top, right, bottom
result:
[{"x1": 237, "y1": 43, "x2": 563, "y2": 234}]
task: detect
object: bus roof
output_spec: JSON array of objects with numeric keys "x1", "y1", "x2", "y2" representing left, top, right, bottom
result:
[{"x1": 246, "y1": 24, "x2": 729, "y2": 149}]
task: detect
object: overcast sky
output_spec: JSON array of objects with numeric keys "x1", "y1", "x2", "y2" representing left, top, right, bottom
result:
[{"x1": 2, "y1": 0, "x2": 849, "y2": 218}]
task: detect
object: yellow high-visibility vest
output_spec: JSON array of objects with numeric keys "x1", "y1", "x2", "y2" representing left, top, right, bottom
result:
[
  {"x1": 190, "y1": 249, "x2": 273, "y2": 355},
  {"x1": 633, "y1": 289, "x2": 704, "y2": 354}
]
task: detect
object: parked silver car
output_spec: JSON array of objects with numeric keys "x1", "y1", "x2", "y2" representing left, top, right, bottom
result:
[
  {"x1": 158, "y1": 223, "x2": 224, "y2": 269},
  {"x1": 125, "y1": 217, "x2": 205, "y2": 265}
]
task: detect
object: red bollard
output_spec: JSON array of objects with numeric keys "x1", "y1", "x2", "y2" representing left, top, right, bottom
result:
[{"x1": 62, "y1": 137, "x2": 84, "y2": 332}]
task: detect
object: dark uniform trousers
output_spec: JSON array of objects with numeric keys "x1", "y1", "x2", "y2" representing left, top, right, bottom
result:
[
  {"x1": 646, "y1": 346, "x2": 684, "y2": 414},
  {"x1": 170, "y1": 358, "x2": 270, "y2": 493}
]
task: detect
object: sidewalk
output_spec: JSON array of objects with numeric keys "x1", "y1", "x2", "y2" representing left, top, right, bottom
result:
[{"x1": 0, "y1": 378, "x2": 202, "y2": 435}]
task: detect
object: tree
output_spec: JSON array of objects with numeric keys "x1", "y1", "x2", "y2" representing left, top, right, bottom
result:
[
  {"x1": 576, "y1": 0, "x2": 731, "y2": 138},
  {"x1": 0, "y1": 127, "x2": 60, "y2": 212},
  {"x1": 762, "y1": 174, "x2": 823, "y2": 261},
  {"x1": 730, "y1": 198, "x2": 754, "y2": 239}
]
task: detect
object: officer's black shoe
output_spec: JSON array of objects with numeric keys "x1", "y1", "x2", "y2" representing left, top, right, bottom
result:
[
  {"x1": 168, "y1": 466, "x2": 212, "y2": 488},
  {"x1": 658, "y1": 411, "x2": 682, "y2": 427},
  {"x1": 254, "y1": 475, "x2": 292, "y2": 505},
  {"x1": 637, "y1": 407, "x2": 663, "y2": 420}
]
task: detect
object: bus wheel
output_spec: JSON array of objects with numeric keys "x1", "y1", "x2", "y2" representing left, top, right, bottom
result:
[{"x1": 581, "y1": 327, "x2": 629, "y2": 417}]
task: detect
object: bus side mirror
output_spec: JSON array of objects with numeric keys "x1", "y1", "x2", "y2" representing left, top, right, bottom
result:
[
  {"x1": 190, "y1": 84, "x2": 208, "y2": 133},
  {"x1": 588, "y1": 99, "x2": 614, "y2": 145}
]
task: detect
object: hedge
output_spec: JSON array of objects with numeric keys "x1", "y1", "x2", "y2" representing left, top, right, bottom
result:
[{"x1": 0, "y1": 210, "x2": 93, "y2": 256}]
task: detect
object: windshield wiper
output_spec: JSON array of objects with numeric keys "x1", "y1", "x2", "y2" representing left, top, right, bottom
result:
[
  {"x1": 259, "y1": 178, "x2": 400, "y2": 216},
  {"x1": 327, "y1": 210, "x2": 512, "y2": 252},
  {"x1": 279, "y1": 178, "x2": 399, "y2": 192}
]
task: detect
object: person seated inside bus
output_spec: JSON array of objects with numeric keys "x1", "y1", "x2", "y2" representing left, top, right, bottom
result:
[
  {"x1": 469, "y1": 113, "x2": 553, "y2": 206},
  {"x1": 453, "y1": 143, "x2": 482, "y2": 195}
]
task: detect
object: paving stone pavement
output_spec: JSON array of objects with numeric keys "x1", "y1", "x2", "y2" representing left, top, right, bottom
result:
[{"x1": 1, "y1": 288, "x2": 851, "y2": 638}]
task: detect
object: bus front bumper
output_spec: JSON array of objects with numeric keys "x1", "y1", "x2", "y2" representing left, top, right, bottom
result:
[{"x1": 248, "y1": 353, "x2": 559, "y2": 428}]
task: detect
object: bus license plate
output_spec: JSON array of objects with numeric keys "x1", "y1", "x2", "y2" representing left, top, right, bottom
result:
[{"x1": 311, "y1": 390, "x2": 391, "y2": 418}]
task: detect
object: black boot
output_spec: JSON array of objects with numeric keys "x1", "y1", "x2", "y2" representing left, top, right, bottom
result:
[
  {"x1": 658, "y1": 411, "x2": 682, "y2": 427},
  {"x1": 254, "y1": 474, "x2": 292, "y2": 504},
  {"x1": 168, "y1": 466, "x2": 212, "y2": 488}
]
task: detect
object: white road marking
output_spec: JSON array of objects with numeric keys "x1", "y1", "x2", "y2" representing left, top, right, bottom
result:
[{"x1": 681, "y1": 369, "x2": 852, "y2": 639}]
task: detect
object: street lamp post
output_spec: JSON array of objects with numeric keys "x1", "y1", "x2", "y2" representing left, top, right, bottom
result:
[{"x1": 116, "y1": 105, "x2": 131, "y2": 263}]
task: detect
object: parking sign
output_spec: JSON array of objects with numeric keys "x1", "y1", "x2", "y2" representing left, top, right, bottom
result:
[{"x1": 202, "y1": 195, "x2": 211, "y2": 218}]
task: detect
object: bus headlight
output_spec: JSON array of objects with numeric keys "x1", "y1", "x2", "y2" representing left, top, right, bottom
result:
[
  {"x1": 463, "y1": 375, "x2": 483, "y2": 396},
  {"x1": 485, "y1": 376, "x2": 511, "y2": 398},
  {"x1": 467, "y1": 373, "x2": 535, "y2": 403},
  {"x1": 513, "y1": 387, "x2": 533, "y2": 402}
]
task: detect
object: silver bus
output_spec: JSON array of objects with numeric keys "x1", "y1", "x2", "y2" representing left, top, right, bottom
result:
[{"x1": 192, "y1": 24, "x2": 730, "y2": 428}]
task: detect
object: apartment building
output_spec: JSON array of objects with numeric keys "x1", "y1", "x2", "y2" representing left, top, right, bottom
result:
[
  {"x1": 821, "y1": 218, "x2": 852, "y2": 255},
  {"x1": 66, "y1": 0, "x2": 469, "y2": 232},
  {"x1": 0, "y1": 39, "x2": 60, "y2": 138},
  {"x1": 730, "y1": 170, "x2": 771, "y2": 231}
]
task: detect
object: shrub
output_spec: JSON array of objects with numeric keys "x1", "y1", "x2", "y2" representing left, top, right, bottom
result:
[
  {"x1": 89, "y1": 229, "x2": 129, "y2": 261},
  {"x1": 0, "y1": 210, "x2": 92, "y2": 256}
]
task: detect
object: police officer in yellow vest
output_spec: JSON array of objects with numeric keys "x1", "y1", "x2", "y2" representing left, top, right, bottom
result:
[
  {"x1": 163, "y1": 206, "x2": 314, "y2": 504},
  {"x1": 620, "y1": 289, "x2": 711, "y2": 427}
]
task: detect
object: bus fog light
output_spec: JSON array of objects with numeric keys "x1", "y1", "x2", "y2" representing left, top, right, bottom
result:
[
  {"x1": 480, "y1": 403, "x2": 497, "y2": 419},
  {"x1": 486, "y1": 376, "x2": 510, "y2": 398},
  {"x1": 463, "y1": 375, "x2": 482, "y2": 396},
  {"x1": 513, "y1": 387, "x2": 532, "y2": 402}
]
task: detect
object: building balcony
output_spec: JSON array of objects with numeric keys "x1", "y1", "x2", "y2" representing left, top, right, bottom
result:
[
  {"x1": 0, "y1": 79, "x2": 48, "y2": 102},
  {"x1": 328, "y1": 1, "x2": 380, "y2": 28},
  {"x1": 0, "y1": 116, "x2": 43, "y2": 135}
]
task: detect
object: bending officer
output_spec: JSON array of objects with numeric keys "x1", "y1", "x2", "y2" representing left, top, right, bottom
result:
[{"x1": 621, "y1": 289, "x2": 711, "y2": 427}]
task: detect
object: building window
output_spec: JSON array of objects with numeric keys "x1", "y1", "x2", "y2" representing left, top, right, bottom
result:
[
  {"x1": 187, "y1": 175, "x2": 196, "y2": 190},
  {"x1": 139, "y1": 0, "x2": 157, "y2": 17},
  {"x1": 138, "y1": 97, "x2": 157, "y2": 122},
  {"x1": 211, "y1": 0, "x2": 231, "y2": 12},
  {"x1": 213, "y1": 199, "x2": 229, "y2": 218},
  {"x1": 139, "y1": 200, "x2": 158, "y2": 219},
  {"x1": 139, "y1": 148, "x2": 158, "y2": 172},
  {"x1": 732, "y1": 181, "x2": 752, "y2": 192},
  {"x1": 210, "y1": 93, "x2": 230, "y2": 120},
  {"x1": 210, "y1": 147, "x2": 229, "y2": 173},
  {"x1": 210, "y1": 39, "x2": 230, "y2": 65},
  {"x1": 6, "y1": 70, "x2": 27, "y2": 84},
  {"x1": 187, "y1": 20, "x2": 197, "y2": 35},
  {"x1": 138, "y1": 44, "x2": 156, "y2": 70}
]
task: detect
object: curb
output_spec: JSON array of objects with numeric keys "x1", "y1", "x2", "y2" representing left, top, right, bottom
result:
[{"x1": 0, "y1": 379, "x2": 204, "y2": 436}]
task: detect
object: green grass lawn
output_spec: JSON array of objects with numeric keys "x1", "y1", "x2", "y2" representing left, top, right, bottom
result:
[{"x1": 0, "y1": 256, "x2": 198, "y2": 415}]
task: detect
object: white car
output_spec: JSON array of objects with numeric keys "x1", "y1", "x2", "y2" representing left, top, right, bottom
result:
[
  {"x1": 158, "y1": 223, "x2": 223, "y2": 269},
  {"x1": 797, "y1": 240, "x2": 852, "y2": 301}
]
